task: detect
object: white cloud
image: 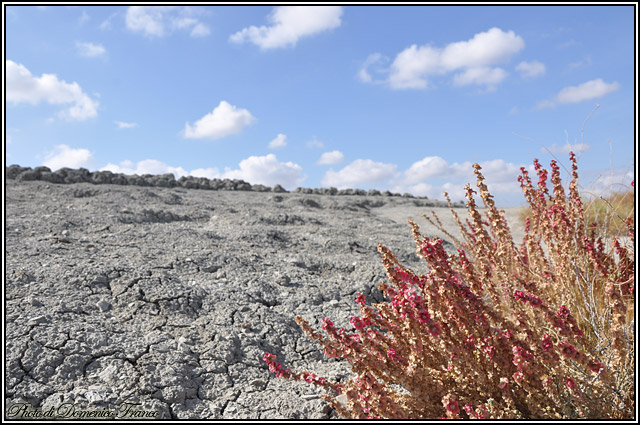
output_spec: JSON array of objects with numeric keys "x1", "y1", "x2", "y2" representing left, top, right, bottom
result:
[
  {"x1": 452, "y1": 66, "x2": 508, "y2": 88},
  {"x1": 101, "y1": 159, "x2": 189, "y2": 178},
  {"x1": 268, "y1": 133, "x2": 287, "y2": 149},
  {"x1": 317, "y1": 150, "x2": 345, "y2": 165},
  {"x1": 230, "y1": 6, "x2": 342, "y2": 49},
  {"x1": 439, "y1": 28, "x2": 524, "y2": 70},
  {"x1": 358, "y1": 53, "x2": 387, "y2": 83},
  {"x1": 6, "y1": 60, "x2": 99, "y2": 121},
  {"x1": 190, "y1": 22, "x2": 211, "y2": 37},
  {"x1": 99, "y1": 12, "x2": 117, "y2": 30},
  {"x1": 102, "y1": 155, "x2": 304, "y2": 189},
  {"x1": 516, "y1": 60, "x2": 546, "y2": 78},
  {"x1": 365, "y1": 27, "x2": 524, "y2": 91},
  {"x1": 222, "y1": 154, "x2": 304, "y2": 189},
  {"x1": 388, "y1": 44, "x2": 441, "y2": 89},
  {"x1": 43, "y1": 145, "x2": 95, "y2": 171},
  {"x1": 78, "y1": 10, "x2": 90, "y2": 25},
  {"x1": 392, "y1": 158, "x2": 527, "y2": 203},
  {"x1": 125, "y1": 6, "x2": 210, "y2": 38},
  {"x1": 536, "y1": 79, "x2": 620, "y2": 109},
  {"x1": 306, "y1": 139, "x2": 325, "y2": 149},
  {"x1": 402, "y1": 156, "x2": 451, "y2": 184},
  {"x1": 568, "y1": 56, "x2": 592, "y2": 71},
  {"x1": 184, "y1": 101, "x2": 256, "y2": 140},
  {"x1": 190, "y1": 167, "x2": 221, "y2": 179},
  {"x1": 587, "y1": 169, "x2": 635, "y2": 197},
  {"x1": 114, "y1": 121, "x2": 138, "y2": 129},
  {"x1": 555, "y1": 79, "x2": 620, "y2": 104},
  {"x1": 76, "y1": 41, "x2": 106, "y2": 58},
  {"x1": 322, "y1": 159, "x2": 397, "y2": 188}
]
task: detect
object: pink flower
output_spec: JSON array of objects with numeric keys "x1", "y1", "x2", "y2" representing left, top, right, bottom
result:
[
  {"x1": 558, "y1": 305, "x2": 571, "y2": 319},
  {"x1": 355, "y1": 292, "x2": 366, "y2": 306},
  {"x1": 484, "y1": 345, "x2": 495, "y2": 357},
  {"x1": 418, "y1": 311, "x2": 430, "y2": 323},
  {"x1": 513, "y1": 371, "x2": 524, "y2": 382},
  {"x1": 446, "y1": 400, "x2": 459, "y2": 413},
  {"x1": 498, "y1": 377, "x2": 509, "y2": 390},
  {"x1": 588, "y1": 361, "x2": 604, "y2": 373},
  {"x1": 428, "y1": 322, "x2": 441, "y2": 337},
  {"x1": 474, "y1": 405, "x2": 487, "y2": 419},
  {"x1": 387, "y1": 348, "x2": 397, "y2": 360},
  {"x1": 321, "y1": 318, "x2": 334, "y2": 330},
  {"x1": 562, "y1": 345, "x2": 575, "y2": 357},
  {"x1": 565, "y1": 378, "x2": 576, "y2": 389},
  {"x1": 541, "y1": 333, "x2": 553, "y2": 351},
  {"x1": 350, "y1": 316, "x2": 367, "y2": 330}
]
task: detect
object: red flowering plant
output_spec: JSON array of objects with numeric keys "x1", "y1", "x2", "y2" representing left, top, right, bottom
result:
[{"x1": 263, "y1": 154, "x2": 634, "y2": 419}]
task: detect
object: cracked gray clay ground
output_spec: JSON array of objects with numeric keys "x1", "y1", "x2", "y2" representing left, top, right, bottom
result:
[{"x1": 5, "y1": 179, "x2": 524, "y2": 419}]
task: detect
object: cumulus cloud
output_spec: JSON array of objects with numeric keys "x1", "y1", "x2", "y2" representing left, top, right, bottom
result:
[
  {"x1": 440, "y1": 28, "x2": 524, "y2": 70},
  {"x1": 516, "y1": 60, "x2": 546, "y2": 78},
  {"x1": 78, "y1": 10, "x2": 90, "y2": 25},
  {"x1": 190, "y1": 167, "x2": 221, "y2": 179},
  {"x1": 100, "y1": 155, "x2": 304, "y2": 189},
  {"x1": 125, "y1": 6, "x2": 210, "y2": 38},
  {"x1": 43, "y1": 145, "x2": 95, "y2": 171},
  {"x1": 6, "y1": 60, "x2": 99, "y2": 121},
  {"x1": 114, "y1": 121, "x2": 138, "y2": 129},
  {"x1": 229, "y1": 6, "x2": 342, "y2": 49},
  {"x1": 306, "y1": 139, "x2": 325, "y2": 149},
  {"x1": 184, "y1": 101, "x2": 256, "y2": 140},
  {"x1": 190, "y1": 22, "x2": 211, "y2": 37},
  {"x1": 317, "y1": 155, "x2": 528, "y2": 204},
  {"x1": 392, "y1": 157, "x2": 527, "y2": 203},
  {"x1": 268, "y1": 133, "x2": 287, "y2": 149},
  {"x1": 402, "y1": 156, "x2": 451, "y2": 184},
  {"x1": 452, "y1": 67, "x2": 508, "y2": 89},
  {"x1": 536, "y1": 78, "x2": 620, "y2": 109},
  {"x1": 222, "y1": 154, "x2": 304, "y2": 189},
  {"x1": 363, "y1": 27, "x2": 524, "y2": 91},
  {"x1": 101, "y1": 159, "x2": 190, "y2": 178},
  {"x1": 76, "y1": 41, "x2": 106, "y2": 58},
  {"x1": 317, "y1": 150, "x2": 345, "y2": 165},
  {"x1": 322, "y1": 159, "x2": 397, "y2": 188},
  {"x1": 587, "y1": 169, "x2": 635, "y2": 197},
  {"x1": 388, "y1": 44, "x2": 441, "y2": 89},
  {"x1": 358, "y1": 53, "x2": 387, "y2": 83}
]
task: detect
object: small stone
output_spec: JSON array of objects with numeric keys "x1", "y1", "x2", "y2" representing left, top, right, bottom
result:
[
  {"x1": 274, "y1": 273, "x2": 291, "y2": 286},
  {"x1": 28, "y1": 315, "x2": 49, "y2": 326},
  {"x1": 250, "y1": 379, "x2": 265, "y2": 388},
  {"x1": 27, "y1": 297, "x2": 44, "y2": 307},
  {"x1": 301, "y1": 394, "x2": 321, "y2": 400},
  {"x1": 178, "y1": 341, "x2": 192, "y2": 354},
  {"x1": 96, "y1": 299, "x2": 111, "y2": 312},
  {"x1": 93, "y1": 276, "x2": 108, "y2": 285}
]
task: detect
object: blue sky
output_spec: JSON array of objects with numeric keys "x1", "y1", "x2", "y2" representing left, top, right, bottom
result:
[{"x1": 5, "y1": 5, "x2": 636, "y2": 206}]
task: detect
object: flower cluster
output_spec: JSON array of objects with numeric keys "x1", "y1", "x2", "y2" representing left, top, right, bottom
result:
[{"x1": 263, "y1": 154, "x2": 634, "y2": 419}]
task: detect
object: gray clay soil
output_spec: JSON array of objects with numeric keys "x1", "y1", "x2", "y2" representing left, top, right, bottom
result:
[{"x1": 5, "y1": 178, "x2": 524, "y2": 419}]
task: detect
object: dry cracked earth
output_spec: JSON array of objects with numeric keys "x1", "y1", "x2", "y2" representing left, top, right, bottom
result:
[{"x1": 5, "y1": 179, "x2": 524, "y2": 419}]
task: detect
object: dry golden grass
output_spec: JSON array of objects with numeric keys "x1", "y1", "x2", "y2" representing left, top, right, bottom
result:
[{"x1": 519, "y1": 190, "x2": 634, "y2": 238}]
